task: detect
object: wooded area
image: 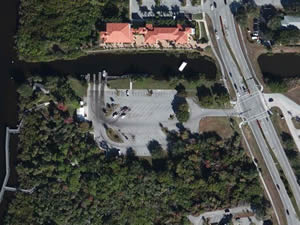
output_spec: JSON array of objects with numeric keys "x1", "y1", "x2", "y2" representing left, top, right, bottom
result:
[
  {"x1": 16, "y1": 0, "x2": 129, "y2": 61},
  {"x1": 4, "y1": 76, "x2": 269, "y2": 225}
]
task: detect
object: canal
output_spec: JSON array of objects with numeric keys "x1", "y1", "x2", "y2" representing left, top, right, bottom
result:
[
  {"x1": 258, "y1": 53, "x2": 300, "y2": 78},
  {"x1": 10, "y1": 52, "x2": 217, "y2": 81}
]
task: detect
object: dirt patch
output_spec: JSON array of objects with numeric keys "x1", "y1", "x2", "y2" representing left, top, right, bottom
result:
[
  {"x1": 242, "y1": 125, "x2": 287, "y2": 225},
  {"x1": 199, "y1": 117, "x2": 233, "y2": 139},
  {"x1": 285, "y1": 86, "x2": 300, "y2": 105}
]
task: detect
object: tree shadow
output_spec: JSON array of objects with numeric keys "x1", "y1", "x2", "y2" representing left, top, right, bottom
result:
[
  {"x1": 147, "y1": 139, "x2": 167, "y2": 171},
  {"x1": 140, "y1": 6, "x2": 150, "y2": 16},
  {"x1": 171, "y1": 5, "x2": 180, "y2": 15}
]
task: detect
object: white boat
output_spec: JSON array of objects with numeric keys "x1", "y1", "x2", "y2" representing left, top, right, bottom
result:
[{"x1": 178, "y1": 62, "x2": 187, "y2": 72}]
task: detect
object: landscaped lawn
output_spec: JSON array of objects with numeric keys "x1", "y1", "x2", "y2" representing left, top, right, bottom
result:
[
  {"x1": 200, "y1": 21, "x2": 208, "y2": 40},
  {"x1": 132, "y1": 76, "x2": 216, "y2": 90},
  {"x1": 107, "y1": 78, "x2": 130, "y2": 89}
]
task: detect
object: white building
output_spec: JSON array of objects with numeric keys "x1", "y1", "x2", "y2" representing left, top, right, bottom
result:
[{"x1": 281, "y1": 16, "x2": 300, "y2": 29}]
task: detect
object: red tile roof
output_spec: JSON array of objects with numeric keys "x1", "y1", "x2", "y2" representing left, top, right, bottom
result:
[
  {"x1": 144, "y1": 24, "x2": 191, "y2": 44},
  {"x1": 100, "y1": 23, "x2": 133, "y2": 44},
  {"x1": 100, "y1": 23, "x2": 192, "y2": 45}
]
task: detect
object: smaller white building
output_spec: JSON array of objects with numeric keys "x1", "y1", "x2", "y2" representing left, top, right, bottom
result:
[
  {"x1": 76, "y1": 101, "x2": 88, "y2": 120},
  {"x1": 281, "y1": 16, "x2": 300, "y2": 29}
]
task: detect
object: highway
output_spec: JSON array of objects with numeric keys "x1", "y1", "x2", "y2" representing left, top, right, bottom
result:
[{"x1": 203, "y1": 0, "x2": 300, "y2": 224}]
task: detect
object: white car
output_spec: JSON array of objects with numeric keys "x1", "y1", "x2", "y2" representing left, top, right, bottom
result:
[{"x1": 120, "y1": 113, "x2": 126, "y2": 119}]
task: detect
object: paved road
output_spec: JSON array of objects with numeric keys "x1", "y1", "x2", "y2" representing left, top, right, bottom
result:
[
  {"x1": 264, "y1": 93, "x2": 300, "y2": 151},
  {"x1": 204, "y1": 0, "x2": 300, "y2": 224}
]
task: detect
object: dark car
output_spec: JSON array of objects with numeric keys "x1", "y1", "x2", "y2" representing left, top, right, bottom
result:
[
  {"x1": 224, "y1": 0, "x2": 227, "y2": 4},
  {"x1": 268, "y1": 98, "x2": 273, "y2": 102},
  {"x1": 286, "y1": 209, "x2": 290, "y2": 215},
  {"x1": 121, "y1": 106, "x2": 131, "y2": 112},
  {"x1": 234, "y1": 83, "x2": 238, "y2": 90},
  {"x1": 99, "y1": 141, "x2": 108, "y2": 150},
  {"x1": 229, "y1": 72, "x2": 232, "y2": 77},
  {"x1": 213, "y1": 1, "x2": 217, "y2": 8},
  {"x1": 112, "y1": 112, "x2": 118, "y2": 118},
  {"x1": 276, "y1": 184, "x2": 280, "y2": 190}
]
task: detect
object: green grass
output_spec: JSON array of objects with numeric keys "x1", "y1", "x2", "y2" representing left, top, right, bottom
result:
[
  {"x1": 132, "y1": 76, "x2": 215, "y2": 90},
  {"x1": 107, "y1": 78, "x2": 130, "y2": 89},
  {"x1": 68, "y1": 77, "x2": 87, "y2": 98},
  {"x1": 200, "y1": 22, "x2": 207, "y2": 40},
  {"x1": 195, "y1": 22, "x2": 200, "y2": 40},
  {"x1": 192, "y1": 13, "x2": 203, "y2": 20}
]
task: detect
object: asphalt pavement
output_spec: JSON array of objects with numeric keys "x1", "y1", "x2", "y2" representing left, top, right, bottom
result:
[{"x1": 204, "y1": 0, "x2": 300, "y2": 224}]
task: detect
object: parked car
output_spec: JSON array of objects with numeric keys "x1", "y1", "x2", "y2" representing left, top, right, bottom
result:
[
  {"x1": 112, "y1": 112, "x2": 118, "y2": 119},
  {"x1": 120, "y1": 113, "x2": 126, "y2": 119},
  {"x1": 121, "y1": 106, "x2": 130, "y2": 112},
  {"x1": 234, "y1": 83, "x2": 238, "y2": 90}
]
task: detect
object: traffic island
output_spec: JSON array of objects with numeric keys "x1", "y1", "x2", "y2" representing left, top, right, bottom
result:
[{"x1": 105, "y1": 127, "x2": 124, "y2": 143}]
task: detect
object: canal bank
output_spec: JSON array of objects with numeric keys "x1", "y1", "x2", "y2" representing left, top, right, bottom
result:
[{"x1": 10, "y1": 51, "x2": 217, "y2": 81}]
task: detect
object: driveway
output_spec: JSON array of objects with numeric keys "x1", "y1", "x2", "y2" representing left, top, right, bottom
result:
[
  {"x1": 188, "y1": 206, "x2": 263, "y2": 225},
  {"x1": 264, "y1": 93, "x2": 300, "y2": 152},
  {"x1": 131, "y1": 0, "x2": 202, "y2": 20}
]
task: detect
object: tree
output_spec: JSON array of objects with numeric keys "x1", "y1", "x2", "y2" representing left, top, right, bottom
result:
[
  {"x1": 147, "y1": 140, "x2": 164, "y2": 159},
  {"x1": 267, "y1": 15, "x2": 282, "y2": 31},
  {"x1": 176, "y1": 102, "x2": 190, "y2": 122},
  {"x1": 5, "y1": 75, "x2": 268, "y2": 225}
]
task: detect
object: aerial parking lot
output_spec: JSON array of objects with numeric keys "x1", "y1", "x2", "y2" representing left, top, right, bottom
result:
[
  {"x1": 88, "y1": 85, "x2": 180, "y2": 156},
  {"x1": 87, "y1": 82, "x2": 237, "y2": 156},
  {"x1": 131, "y1": 0, "x2": 202, "y2": 20}
]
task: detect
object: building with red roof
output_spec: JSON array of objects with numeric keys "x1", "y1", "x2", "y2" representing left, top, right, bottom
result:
[
  {"x1": 143, "y1": 24, "x2": 192, "y2": 45},
  {"x1": 99, "y1": 23, "x2": 193, "y2": 46},
  {"x1": 100, "y1": 23, "x2": 133, "y2": 44}
]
